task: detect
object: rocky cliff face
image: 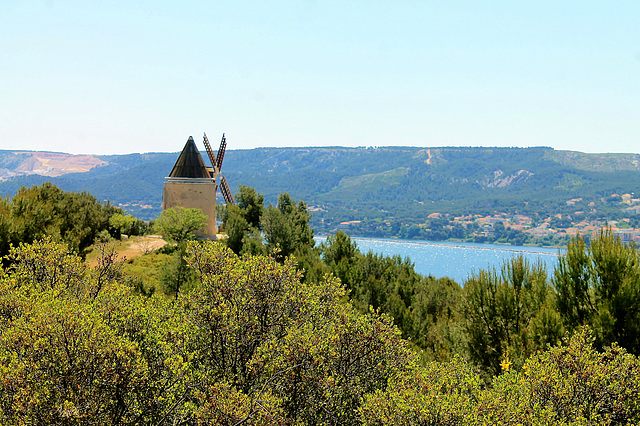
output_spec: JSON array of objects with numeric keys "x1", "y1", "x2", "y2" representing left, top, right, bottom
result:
[{"x1": 484, "y1": 169, "x2": 534, "y2": 188}]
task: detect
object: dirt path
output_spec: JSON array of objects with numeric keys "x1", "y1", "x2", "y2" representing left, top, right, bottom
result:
[{"x1": 87, "y1": 235, "x2": 167, "y2": 267}]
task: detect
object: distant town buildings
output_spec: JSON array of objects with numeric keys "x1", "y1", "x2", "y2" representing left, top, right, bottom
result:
[{"x1": 322, "y1": 192, "x2": 640, "y2": 244}]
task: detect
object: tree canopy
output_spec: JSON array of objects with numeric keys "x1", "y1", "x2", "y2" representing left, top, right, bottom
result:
[
  {"x1": 0, "y1": 183, "x2": 122, "y2": 257},
  {"x1": 220, "y1": 188, "x2": 315, "y2": 260},
  {"x1": 153, "y1": 206, "x2": 207, "y2": 244}
]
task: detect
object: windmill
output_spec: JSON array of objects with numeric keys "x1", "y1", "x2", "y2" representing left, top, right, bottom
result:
[
  {"x1": 162, "y1": 133, "x2": 234, "y2": 239},
  {"x1": 202, "y1": 132, "x2": 235, "y2": 205}
]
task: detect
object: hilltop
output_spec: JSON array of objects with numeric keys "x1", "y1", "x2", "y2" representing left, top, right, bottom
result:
[
  {"x1": 1, "y1": 146, "x2": 640, "y2": 243},
  {"x1": 0, "y1": 151, "x2": 106, "y2": 179}
]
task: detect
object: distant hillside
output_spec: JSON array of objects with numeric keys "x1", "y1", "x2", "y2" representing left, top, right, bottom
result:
[
  {"x1": 0, "y1": 151, "x2": 106, "y2": 180},
  {"x1": 1, "y1": 147, "x2": 640, "y2": 230},
  {"x1": 0, "y1": 150, "x2": 175, "y2": 220}
]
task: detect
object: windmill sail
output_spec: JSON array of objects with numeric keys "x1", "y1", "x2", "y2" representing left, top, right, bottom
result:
[
  {"x1": 216, "y1": 134, "x2": 227, "y2": 171},
  {"x1": 202, "y1": 133, "x2": 217, "y2": 174},
  {"x1": 203, "y1": 132, "x2": 235, "y2": 205},
  {"x1": 220, "y1": 175, "x2": 235, "y2": 205}
]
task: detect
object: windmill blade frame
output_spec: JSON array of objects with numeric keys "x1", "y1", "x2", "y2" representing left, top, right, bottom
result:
[
  {"x1": 203, "y1": 132, "x2": 235, "y2": 205},
  {"x1": 220, "y1": 175, "x2": 235, "y2": 205},
  {"x1": 202, "y1": 133, "x2": 217, "y2": 175},
  {"x1": 216, "y1": 133, "x2": 227, "y2": 171}
]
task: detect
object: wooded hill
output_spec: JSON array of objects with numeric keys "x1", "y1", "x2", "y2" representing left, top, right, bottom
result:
[{"x1": 1, "y1": 147, "x2": 640, "y2": 230}]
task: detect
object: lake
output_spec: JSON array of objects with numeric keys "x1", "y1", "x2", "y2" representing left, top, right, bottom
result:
[{"x1": 315, "y1": 236, "x2": 563, "y2": 284}]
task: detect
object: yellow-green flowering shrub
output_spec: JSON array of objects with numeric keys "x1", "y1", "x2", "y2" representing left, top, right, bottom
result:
[{"x1": 478, "y1": 329, "x2": 640, "y2": 425}]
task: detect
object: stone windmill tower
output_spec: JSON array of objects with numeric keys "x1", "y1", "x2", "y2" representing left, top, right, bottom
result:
[{"x1": 162, "y1": 133, "x2": 235, "y2": 239}]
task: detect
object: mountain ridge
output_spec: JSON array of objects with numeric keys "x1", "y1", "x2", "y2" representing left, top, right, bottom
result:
[{"x1": 1, "y1": 147, "x2": 639, "y2": 233}]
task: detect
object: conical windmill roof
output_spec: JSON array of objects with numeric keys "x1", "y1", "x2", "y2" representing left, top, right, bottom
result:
[{"x1": 168, "y1": 136, "x2": 211, "y2": 178}]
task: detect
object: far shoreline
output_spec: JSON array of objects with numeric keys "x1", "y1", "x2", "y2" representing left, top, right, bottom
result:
[{"x1": 315, "y1": 233, "x2": 566, "y2": 253}]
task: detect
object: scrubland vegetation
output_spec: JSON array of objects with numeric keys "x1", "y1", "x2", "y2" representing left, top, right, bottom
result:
[
  {"x1": 0, "y1": 183, "x2": 146, "y2": 259},
  {"x1": 1, "y1": 184, "x2": 640, "y2": 424}
]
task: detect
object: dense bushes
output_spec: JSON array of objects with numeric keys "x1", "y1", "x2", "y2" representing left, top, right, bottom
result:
[
  {"x1": 320, "y1": 231, "x2": 466, "y2": 362},
  {"x1": 1, "y1": 238, "x2": 639, "y2": 424},
  {"x1": 0, "y1": 183, "x2": 128, "y2": 258},
  {"x1": 477, "y1": 330, "x2": 640, "y2": 424},
  {"x1": 222, "y1": 188, "x2": 640, "y2": 377},
  {"x1": 221, "y1": 188, "x2": 640, "y2": 380},
  {"x1": 3, "y1": 184, "x2": 640, "y2": 423},
  {"x1": 463, "y1": 256, "x2": 562, "y2": 377},
  {"x1": 0, "y1": 239, "x2": 415, "y2": 424},
  {"x1": 555, "y1": 231, "x2": 640, "y2": 353},
  {"x1": 321, "y1": 228, "x2": 640, "y2": 380}
]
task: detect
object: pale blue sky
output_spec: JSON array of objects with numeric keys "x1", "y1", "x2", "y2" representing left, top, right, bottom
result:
[{"x1": 1, "y1": 1, "x2": 639, "y2": 155}]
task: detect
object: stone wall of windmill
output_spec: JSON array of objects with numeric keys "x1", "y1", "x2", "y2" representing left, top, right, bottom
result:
[{"x1": 162, "y1": 136, "x2": 218, "y2": 239}]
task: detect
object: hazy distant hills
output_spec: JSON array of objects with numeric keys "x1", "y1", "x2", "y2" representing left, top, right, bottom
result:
[
  {"x1": 1, "y1": 147, "x2": 640, "y2": 227},
  {"x1": 0, "y1": 150, "x2": 175, "y2": 219}
]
